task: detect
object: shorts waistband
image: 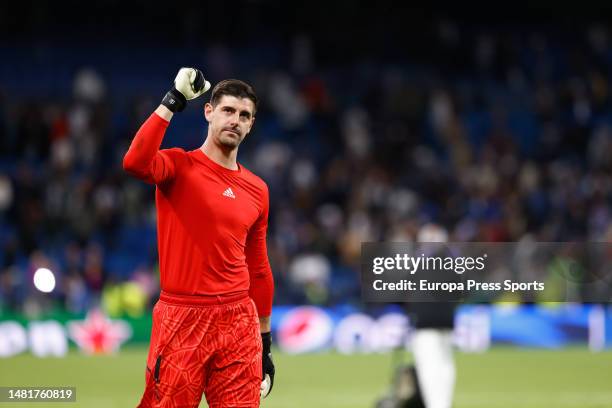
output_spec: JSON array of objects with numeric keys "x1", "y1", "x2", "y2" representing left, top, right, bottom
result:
[{"x1": 159, "y1": 290, "x2": 249, "y2": 306}]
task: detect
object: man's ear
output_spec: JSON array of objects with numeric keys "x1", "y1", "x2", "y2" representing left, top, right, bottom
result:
[{"x1": 204, "y1": 103, "x2": 213, "y2": 122}]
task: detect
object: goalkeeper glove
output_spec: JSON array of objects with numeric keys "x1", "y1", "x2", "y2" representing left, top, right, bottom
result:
[
  {"x1": 260, "y1": 332, "x2": 275, "y2": 399},
  {"x1": 161, "y1": 67, "x2": 211, "y2": 112}
]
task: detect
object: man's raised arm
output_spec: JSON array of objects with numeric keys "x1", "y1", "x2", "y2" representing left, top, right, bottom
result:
[{"x1": 122, "y1": 68, "x2": 210, "y2": 184}]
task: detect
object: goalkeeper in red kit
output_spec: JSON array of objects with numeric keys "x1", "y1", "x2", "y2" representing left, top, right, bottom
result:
[{"x1": 123, "y1": 67, "x2": 275, "y2": 407}]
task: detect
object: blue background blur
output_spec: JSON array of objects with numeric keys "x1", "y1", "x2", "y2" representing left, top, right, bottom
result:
[{"x1": 0, "y1": 4, "x2": 610, "y2": 327}]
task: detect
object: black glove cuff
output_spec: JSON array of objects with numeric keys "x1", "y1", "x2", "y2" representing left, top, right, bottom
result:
[
  {"x1": 261, "y1": 332, "x2": 272, "y2": 354},
  {"x1": 161, "y1": 88, "x2": 187, "y2": 112}
]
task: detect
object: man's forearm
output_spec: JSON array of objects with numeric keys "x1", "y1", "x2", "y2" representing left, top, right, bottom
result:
[
  {"x1": 122, "y1": 109, "x2": 172, "y2": 182},
  {"x1": 259, "y1": 316, "x2": 271, "y2": 333},
  {"x1": 248, "y1": 265, "x2": 274, "y2": 325},
  {"x1": 155, "y1": 105, "x2": 174, "y2": 121}
]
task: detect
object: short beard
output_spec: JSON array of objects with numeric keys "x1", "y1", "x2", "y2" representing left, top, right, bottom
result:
[{"x1": 218, "y1": 133, "x2": 241, "y2": 149}]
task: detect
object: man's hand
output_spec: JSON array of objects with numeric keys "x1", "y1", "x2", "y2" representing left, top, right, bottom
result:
[
  {"x1": 161, "y1": 67, "x2": 211, "y2": 113},
  {"x1": 260, "y1": 332, "x2": 275, "y2": 399}
]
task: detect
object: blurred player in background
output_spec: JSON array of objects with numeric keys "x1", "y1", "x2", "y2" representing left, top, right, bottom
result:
[
  {"x1": 123, "y1": 68, "x2": 275, "y2": 407},
  {"x1": 376, "y1": 223, "x2": 455, "y2": 408},
  {"x1": 410, "y1": 224, "x2": 456, "y2": 408}
]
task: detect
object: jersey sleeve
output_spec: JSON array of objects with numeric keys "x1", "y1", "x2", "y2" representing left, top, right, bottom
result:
[
  {"x1": 246, "y1": 184, "x2": 274, "y2": 318},
  {"x1": 123, "y1": 113, "x2": 186, "y2": 185}
]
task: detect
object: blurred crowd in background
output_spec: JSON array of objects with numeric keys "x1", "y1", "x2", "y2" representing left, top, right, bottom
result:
[{"x1": 1, "y1": 13, "x2": 611, "y2": 317}]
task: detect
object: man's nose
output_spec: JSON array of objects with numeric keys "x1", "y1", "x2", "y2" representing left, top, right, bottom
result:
[{"x1": 229, "y1": 112, "x2": 240, "y2": 126}]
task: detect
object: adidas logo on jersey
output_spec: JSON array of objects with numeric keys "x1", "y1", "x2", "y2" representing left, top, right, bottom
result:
[{"x1": 223, "y1": 187, "x2": 236, "y2": 199}]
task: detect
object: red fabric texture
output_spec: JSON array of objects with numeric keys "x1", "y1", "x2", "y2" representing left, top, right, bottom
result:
[
  {"x1": 137, "y1": 296, "x2": 262, "y2": 407},
  {"x1": 123, "y1": 113, "x2": 274, "y2": 317}
]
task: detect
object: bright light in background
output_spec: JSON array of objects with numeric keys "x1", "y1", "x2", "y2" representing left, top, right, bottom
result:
[{"x1": 33, "y1": 268, "x2": 56, "y2": 293}]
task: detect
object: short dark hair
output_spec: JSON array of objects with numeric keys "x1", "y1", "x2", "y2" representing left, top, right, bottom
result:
[{"x1": 210, "y1": 79, "x2": 258, "y2": 115}]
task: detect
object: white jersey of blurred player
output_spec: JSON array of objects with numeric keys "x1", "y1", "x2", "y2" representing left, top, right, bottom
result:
[{"x1": 412, "y1": 223, "x2": 456, "y2": 408}]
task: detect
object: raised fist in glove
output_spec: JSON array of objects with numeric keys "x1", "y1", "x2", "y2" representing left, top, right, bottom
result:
[{"x1": 161, "y1": 67, "x2": 211, "y2": 112}]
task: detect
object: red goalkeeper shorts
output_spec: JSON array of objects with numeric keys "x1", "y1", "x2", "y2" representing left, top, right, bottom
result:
[{"x1": 137, "y1": 291, "x2": 262, "y2": 408}]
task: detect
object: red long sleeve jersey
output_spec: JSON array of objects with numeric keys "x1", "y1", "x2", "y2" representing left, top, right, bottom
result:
[{"x1": 123, "y1": 113, "x2": 274, "y2": 317}]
